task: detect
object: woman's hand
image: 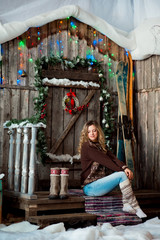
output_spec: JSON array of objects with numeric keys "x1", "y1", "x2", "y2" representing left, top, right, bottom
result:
[{"x1": 124, "y1": 168, "x2": 133, "y2": 180}]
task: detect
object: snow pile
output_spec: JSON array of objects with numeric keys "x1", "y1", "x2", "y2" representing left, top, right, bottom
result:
[
  {"x1": 0, "y1": 221, "x2": 39, "y2": 232},
  {"x1": 3, "y1": 121, "x2": 46, "y2": 129},
  {"x1": 0, "y1": 174, "x2": 4, "y2": 179},
  {"x1": 0, "y1": 217, "x2": 160, "y2": 240},
  {"x1": 47, "y1": 153, "x2": 80, "y2": 164},
  {"x1": 42, "y1": 77, "x2": 100, "y2": 88}
]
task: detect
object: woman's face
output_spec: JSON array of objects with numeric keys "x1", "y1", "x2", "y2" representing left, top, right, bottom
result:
[{"x1": 88, "y1": 124, "x2": 98, "y2": 142}]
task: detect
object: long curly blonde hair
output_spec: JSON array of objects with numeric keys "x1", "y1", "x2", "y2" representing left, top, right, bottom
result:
[{"x1": 78, "y1": 120, "x2": 107, "y2": 153}]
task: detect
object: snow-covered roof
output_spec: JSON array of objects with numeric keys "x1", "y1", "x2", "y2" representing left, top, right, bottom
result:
[{"x1": 0, "y1": 0, "x2": 160, "y2": 60}]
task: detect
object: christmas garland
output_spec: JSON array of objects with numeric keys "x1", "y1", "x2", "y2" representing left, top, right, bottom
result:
[
  {"x1": 34, "y1": 55, "x2": 115, "y2": 152},
  {"x1": 5, "y1": 55, "x2": 115, "y2": 163}
]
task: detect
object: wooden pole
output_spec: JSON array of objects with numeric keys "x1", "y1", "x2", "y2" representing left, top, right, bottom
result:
[
  {"x1": 21, "y1": 127, "x2": 29, "y2": 193},
  {"x1": 28, "y1": 127, "x2": 37, "y2": 195},
  {"x1": 8, "y1": 129, "x2": 14, "y2": 190},
  {"x1": 14, "y1": 128, "x2": 22, "y2": 192}
]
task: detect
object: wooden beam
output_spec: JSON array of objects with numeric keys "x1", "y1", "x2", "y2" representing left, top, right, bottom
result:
[
  {"x1": 0, "y1": 84, "x2": 36, "y2": 91},
  {"x1": 42, "y1": 69, "x2": 99, "y2": 82},
  {"x1": 49, "y1": 89, "x2": 96, "y2": 153}
]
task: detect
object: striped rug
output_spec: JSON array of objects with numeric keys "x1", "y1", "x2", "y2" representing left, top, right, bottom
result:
[{"x1": 69, "y1": 189, "x2": 142, "y2": 226}]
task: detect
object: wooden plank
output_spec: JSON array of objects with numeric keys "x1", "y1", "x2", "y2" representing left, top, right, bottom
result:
[
  {"x1": 135, "y1": 87, "x2": 160, "y2": 93},
  {"x1": 117, "y1": 45, "x2": 125, "y2": 62},
  {"x1": 0, "y1": 89, "x2": 4, "y2": 168},
  {"x1": 87, "y1": 25, "x2": 93, "y2": 48},
  {"x1": 144, "y1": 57, "x2": 152, "y2": 89},
  {"x1": 41, "y1": 69, "x2": 99, "y2": 82},
  {"x1": 28, "y1": 212, "x2": 97, "y2": 228},
  {"x1": 74, "y1": 89, "x2": 88, "y2": 155},
  {"x1": 2, "y1": 42, "x2": 9, "y2": 85},
  {"x1": 136, "y1": 92, "x2": 141, "y2": 188},
  {"x1": 9, "y1": 39, "x2": 16, "y2": 85},
  {"x1": 49, "y1": 90, "x2": 96, "y2": 153},
  {"x1": 20, "y1": 195, "x2": 84, "y2": 205},
  {"x1": 154, "y1": 91, "x2": 160, "y2": 189},
  {"x1": 28, "y1": 27, "x2": 38, "y2": 87},
  {"x1": 157, "y1": 56, "x2": 160, "y2": 87},
  {"x1": 4, "y1": 190, "x2": 37, "y2": 199},
  {"x1": 151, "y1": 55, "x2": 157, "y2": 89},
  {"x1": 49, "y1": 20, "x2": 57, "y2": 35},
  {"x1": 51, "y1": 87, "x2": 64, "y2": 154},
  {"x1": 45, "y1": 88, "x2": 52, "y2": 150},
  {"x1": 97, "y1": 32, "x2": 104, "y2": 56},
  {"x1": 146, "y1": 91, "x2": 154, "y2": 189},
  {"x1": 78, "y1": 21, "x2": 87, "y2": 58},
  {"x1": 48, "y1": 22, "x2": 53, "y2": 56},
  {"x1": 11, "y1": 89, "x2": 20, "y2": 119},
  {"x1": 2, "y1": 88, "x2": 11, "y2": 186},
  {"x1": 20, "y1": 90, "x2": 29, "y2": 119},
  {"x1": 31, "y1": 202, "x2": 84, "y2": 212},
  {"x1": 59, "y1": 20, "x2": 68, "y2": 58},
  {"x1": 61, "y1": 30, "x2": 68, "y2": 58},
  {"x1": 68, "y1": 18, "x2": 78, "y2": 60},
  {"x1": 72, "y1": 162, "x2": 81, "y2": 187},
  {"x1": 63, "y1": 87, "x2": 74, "y2": 157},
  {"x1": 41, "y1": 25, "x2": 48, "y2": 57},
  {"x1": 0, "y1": 84, "x2": 36, "y2": 90},
  {"x1": 133, "y1": 92, "x2": 139, "y2": 187},
  {"x1": 49, "y1": 21, "x2": 57, "y2": 56},
  {"x1": 140, "y1": 92, "x2": 148, "y2": 187},
  {"x1": 134, "y1": 61, "x2": 138, "y2": 91},
  {"x1": 139, "y1": 60, "x2": 144, "y2": 90},
  {"x1": 78, "y1": 38, "x2": 87, "y2": 59},
  {"x1": 55, "y1": 21, "x2": 61, "y2": 57},
  {"x1": 0, "y1": 180, "x2": 2, "y2": 223},
  {"x1": 88, "y1": 89, "x2": 100, "y2": 123},
  {"x1": 29, "y1": 90, "x2": 38, "y2": 117},
  {"x1": 21, "y1": 33, "x2": 27, "y2": 87}
]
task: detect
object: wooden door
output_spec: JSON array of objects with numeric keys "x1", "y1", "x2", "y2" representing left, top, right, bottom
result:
[{"x1": 41, "y1": 66, "x2": 100, "y2": 188}]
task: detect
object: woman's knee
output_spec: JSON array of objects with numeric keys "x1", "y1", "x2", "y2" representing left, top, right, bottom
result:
[{"x1": 119, "y1": 171, "x2": 128, "y2": 182}]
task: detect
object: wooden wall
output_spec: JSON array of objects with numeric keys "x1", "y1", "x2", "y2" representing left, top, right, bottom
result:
[
  {"x1": 134, "y1": 56, "x2": 160, "y2": 190},
  {"x1": 1, "y1": 17, "x2": 159, "y2": 190}
]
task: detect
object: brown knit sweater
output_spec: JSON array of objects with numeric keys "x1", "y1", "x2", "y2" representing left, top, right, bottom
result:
[{"x1": 80, "y1": 141, "x2": 127, "y2": 186}]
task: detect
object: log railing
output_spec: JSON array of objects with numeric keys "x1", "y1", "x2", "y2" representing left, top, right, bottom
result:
[{"x1": 4, "y1": 123, "x2": 46, "y2": 197}]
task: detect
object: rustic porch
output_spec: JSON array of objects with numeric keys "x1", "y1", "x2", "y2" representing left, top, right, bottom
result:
[{"x1": 3, "y1": 189, "x2": 160, "y2": 229}]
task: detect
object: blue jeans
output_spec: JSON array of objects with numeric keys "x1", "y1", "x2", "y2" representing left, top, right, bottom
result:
[{"x1": 83, "y1": 171, "x2": 127, "y2": 196}]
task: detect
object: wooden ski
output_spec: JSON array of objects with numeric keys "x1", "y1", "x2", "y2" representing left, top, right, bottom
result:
[
  {"x1": 116, "y1": 62, "x2": 128, "y2": 163},
  {"x1": 116, "y1": 61, "x2": 135, "y2": 175}
]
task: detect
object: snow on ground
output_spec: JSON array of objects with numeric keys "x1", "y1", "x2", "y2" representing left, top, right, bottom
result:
[{"x1": 0, "y1": 217, "x2": 160, "y2": 240}]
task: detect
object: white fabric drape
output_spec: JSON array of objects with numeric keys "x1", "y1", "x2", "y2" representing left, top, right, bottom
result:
[{"x1": 0, "y1": 0, "x2": 160, "y2": 60}]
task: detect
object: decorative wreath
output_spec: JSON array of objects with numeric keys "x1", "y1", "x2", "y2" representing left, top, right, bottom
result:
[
  {"x1": 62, "y1": 89, "x2": 89, "y2": 115},
  {"x1": 62, "y1": 89, "x2": 79, "y2": 114}
]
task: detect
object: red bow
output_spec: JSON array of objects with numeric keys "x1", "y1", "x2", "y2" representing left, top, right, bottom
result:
[{"x1": 67, "y1": 89, "x2": 76, "y2": 109}]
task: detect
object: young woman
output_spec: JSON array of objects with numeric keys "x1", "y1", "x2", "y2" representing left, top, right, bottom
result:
[{"x1": 78, "y1": 120, "x2": 147, "y2": 218}]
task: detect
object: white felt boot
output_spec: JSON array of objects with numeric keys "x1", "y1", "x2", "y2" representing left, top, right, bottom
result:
[
  {"x1": 49, "y1": 168, "x2": 60, "y2": 199},
  {"x1": 119, "y1": 179, "x2": 147, "y2": 218},
  {"x1": 59, "y1": 168, "x2": 69, "y2": 199}
]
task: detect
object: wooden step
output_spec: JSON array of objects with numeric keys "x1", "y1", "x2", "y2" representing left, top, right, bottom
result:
[
  {"x1": 142, "y1": 208, "x2": 160, "y2": 219},
  {"x1": 4, "y1": 193, "x2": 85, "y2": 220},
  {"x1": 135, "y1": 190, "x2": 160, "y2": 207},
  {"x1": 28, "y1": 212, "x2": 97, "y2": 229}
]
